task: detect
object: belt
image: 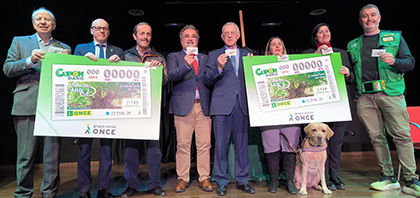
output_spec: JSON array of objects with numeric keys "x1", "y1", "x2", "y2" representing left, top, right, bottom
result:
[{"x1": 362, "y1": 80, "x2": 385, "y2": 93}]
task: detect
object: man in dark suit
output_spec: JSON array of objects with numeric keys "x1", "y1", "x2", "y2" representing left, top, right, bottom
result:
[
  {"x1": 3, "y1": 7, "x2": 71, "y2": 198},
  {"x1": 74, "y1": 18, "x2": 123, "y2": 198},
  {"x1": 203, "y1": 22, "x2": 254, "y2": 196},
  {"x1": 166, "y1": 25, "x2": 213, "y2": 193}
]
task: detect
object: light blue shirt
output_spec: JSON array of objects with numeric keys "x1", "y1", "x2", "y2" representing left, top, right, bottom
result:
[{"x1": 94, "y1": 40, "x2": 107, "y2": 58}]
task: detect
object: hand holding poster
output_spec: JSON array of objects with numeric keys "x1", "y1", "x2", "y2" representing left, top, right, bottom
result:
[
  {"x1": 34, "y1": 53, "x2": 162, "y2": 140},
  {"x1": 243, "y1": 53, "x2": 351, "y2": 127}
]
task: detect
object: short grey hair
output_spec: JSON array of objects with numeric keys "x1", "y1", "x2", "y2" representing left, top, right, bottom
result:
[
  {"x1": 221, "y1": 22, "x2": 240, "y2": 34},
  {"x1": 179, "y1": 24, "x2": 200, "y2": 40},
  {"x1": 133, "y1": 22, "x2": 151, "y2": 34},
  {"x1": 32, "y1": 7, "x2": 56, "y2": 23},
  {"x1": 359, "y1": 4, "x2": 380, "y2": 18}
]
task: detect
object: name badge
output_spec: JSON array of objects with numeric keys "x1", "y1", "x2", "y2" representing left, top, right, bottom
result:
[
  {"x1": 372, "y1": 49, "x2": 386, "y2": 57},
  {"x1": 187, "y1": 47, "x2": 198, "y2": 55},
  {"x1": 225, "y1": 49, "x2": 237, "y2": 56},
  {"x1": 382, "y1": 34, "x2": 395, "y2": 42}
]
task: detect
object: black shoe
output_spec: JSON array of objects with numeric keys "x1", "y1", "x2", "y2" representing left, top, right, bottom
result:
[
  {"x1": 268, "y1": 180, "x2": 278, "y2": 193},
  {"x1": 97, "y1": 189, "x2": 115, "y2": 198},
  {"x1": 79, "y1": 192, "x2": 91, "y2": 198},
  {"x1": 216, "y1": 185, "x2": 228, "y2": 196},
  {"x1": 237, "y1": 183, "x2": 255, "y2": 194},
  {"x1": 148, "y1": 186, "x2": 167, "y2": 196},
  {"x1": 121, "y1": 186, "x2": 138, "y2": 198},
  {"x1": 286, "y1": 179, "x2": 298, "y2": 195},
  {"x1": 325, "y1": 178, "x2": 337, "y2": 191},
  {"x1": 331, "y1": 177, "x2": 346, "y2": 190}
]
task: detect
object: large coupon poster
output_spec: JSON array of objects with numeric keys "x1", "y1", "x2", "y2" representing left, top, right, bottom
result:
[
  {"x1": 243, "y1": 53, "x2": 352, "y2": 127},
  {"x1": 34, "y1": 53, "x2": 163, "y2": 140}
]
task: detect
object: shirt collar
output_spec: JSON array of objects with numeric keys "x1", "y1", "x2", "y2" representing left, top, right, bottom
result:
[
  {"x1": 136, "y1": 46, "x2": 151, "y2": 57},
  {"x1": 36, "y1": 33, "x2": 53, "y2": 46},
  {"x1": 94, "y1": 40, "x2": 107, "y2": 47},
  {"x1": 224, "y1": 45, "x2": 238, "y2": 51}
]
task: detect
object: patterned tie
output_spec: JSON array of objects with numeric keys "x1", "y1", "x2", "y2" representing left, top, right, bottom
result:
[
  {"x1": 97, "y1": 44, "x2": 104, "y2": 58},
  {"x1": 193, "y1": 56, "x2": 199, "y2": 90}
]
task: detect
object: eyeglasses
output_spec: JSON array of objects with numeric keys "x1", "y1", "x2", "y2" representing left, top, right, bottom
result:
[
  {"x1": 92, "y1": 26, "x2": 109, "y2": 31},
  {"x1": 183, "y1": 34, "x2": 198, "y2": 39},
  {"x1": 34, "y1": 17, "x2": 52, "y2": 23},
  {"x1": 222, "y1": 31, "x2": 238, "y2": 36}
]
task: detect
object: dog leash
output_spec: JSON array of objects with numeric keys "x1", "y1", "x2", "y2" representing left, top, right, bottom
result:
[{"x1": 279, "y1": 132, "x2": 298, "y2": 153}]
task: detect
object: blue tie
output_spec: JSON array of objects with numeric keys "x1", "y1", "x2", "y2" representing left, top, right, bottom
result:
[
  {"x1": 97, "y1": 44, "x2": 104, "y2": 58},
  {"x1": 230, "y1": 55, "x2": 237, "y2": 76}
]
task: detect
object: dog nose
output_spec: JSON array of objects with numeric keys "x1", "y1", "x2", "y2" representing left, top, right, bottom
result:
[{"x1": 317, "y1": 135, "x2": 323, "y2": 141}]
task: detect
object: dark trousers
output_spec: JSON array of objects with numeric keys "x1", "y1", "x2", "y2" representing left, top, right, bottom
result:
[
  {"x1": 212, "y1": 98, "x2": 249, "y2": 186},
  {"x1": 77, "y1": 138, "x2": 113, "y2": 192},
  {"x1": 124, "y1": 139, "x2": 162, "y2": 190},
  {"x1": 14, "y1": 116, "x2": 61, "y2": 198},
  {"x1": 325, "y1": 121, "x2": 346, "y2": 179}
]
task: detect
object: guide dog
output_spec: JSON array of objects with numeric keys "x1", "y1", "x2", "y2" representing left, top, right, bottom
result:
[{"x1": 294, "y1": 122, "x2": 334, "y2": 195}]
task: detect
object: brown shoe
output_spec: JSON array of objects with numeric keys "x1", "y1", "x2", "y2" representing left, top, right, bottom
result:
[
  {"x1": 198, "y1": 179, "x2": 214, "y2": 192},
  {"x1": 174, "y1": 180, "x2": 188, "y2": 193}
]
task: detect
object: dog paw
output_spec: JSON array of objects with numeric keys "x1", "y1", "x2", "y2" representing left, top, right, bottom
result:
[
  {"x1": 323, "y1": 188, "x2": 332, "y2": 194},
  {"x1": 299, "y1": 189, "x2": 308, "y2": 195}
]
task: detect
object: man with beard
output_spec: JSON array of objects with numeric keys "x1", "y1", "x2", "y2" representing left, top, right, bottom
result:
[
  {"x1": 166, "y1": 24, "x2": 213, "y2": 193},
  {"x1": 347, "y1": 3, "x2": 418, "y2": 196}
]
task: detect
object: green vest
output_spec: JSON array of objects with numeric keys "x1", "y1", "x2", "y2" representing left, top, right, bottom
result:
[{"x1": 347, "y1": 30, "x2": 404, "y2": 98}]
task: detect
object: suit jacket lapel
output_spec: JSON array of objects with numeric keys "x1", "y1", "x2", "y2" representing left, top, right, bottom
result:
[
  {"x1": 238, "y1": 48, "x2": 246, "y2": 74},
  {"x1": 197, "y1": 53, "x2": 205, "y2": 75},
  {"x1": 28, "y1": 34, "x2": 39, "y2": 50},
  {"x1": 89, "y1": 42, "x2": 95, "y2": 54},
  {"x1": 106, "y1": 44, "x2": 115, "y2": 58}
]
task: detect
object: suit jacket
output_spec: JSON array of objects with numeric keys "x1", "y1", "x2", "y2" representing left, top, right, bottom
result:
[
  {"x1": 167, "y1": 50, "x2": 210, "y2": 116},
  {"x1": 204, "y1": 47, "x2": 249, "y2": 116},
  {"x1": 3, "y1": 33, "x2": 71, "y2": 116},
  {"x1": 74, "y1": 41, "x2": 123, "y2": 59}
]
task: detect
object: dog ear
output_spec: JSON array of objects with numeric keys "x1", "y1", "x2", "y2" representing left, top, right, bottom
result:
[
  {"x1": 304, "y1": 123, "x2": 313, "y2": 135},
  {"x1": 325, "y1": 124, "x2": 334, "y2": 140}
]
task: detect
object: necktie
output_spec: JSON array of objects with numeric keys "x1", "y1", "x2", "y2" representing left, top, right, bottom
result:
[
  {"x1": 193, "y1": 56, "x2": 199, "y2": 90},
  {"x1": 230, "y1": 55, "x2": 238, "y2": 76},
  {"x1": 97, "y1": 44, "x2": 104, "y2": 58}
]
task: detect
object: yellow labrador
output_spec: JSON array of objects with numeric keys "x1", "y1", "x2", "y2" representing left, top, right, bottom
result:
[{"x1": 294, "y1": 122, "x2": 334, "y2": 195}]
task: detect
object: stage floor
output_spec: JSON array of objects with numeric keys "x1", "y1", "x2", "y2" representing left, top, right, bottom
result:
[{"x1": 0, "y1": 151, "x2": 419, "y2": 198}]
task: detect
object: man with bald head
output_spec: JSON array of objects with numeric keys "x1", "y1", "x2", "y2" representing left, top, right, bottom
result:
[
  {"x1": 3, "y1": 7, "x2": 71, "y2": 198},
  {"x1": 74, "y1": 18, "x2": 123, "y2": 198}
]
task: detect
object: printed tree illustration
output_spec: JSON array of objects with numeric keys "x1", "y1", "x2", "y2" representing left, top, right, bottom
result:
[
  {"x1": 67, "y1": 82, "x2": 140, "y2": 109},
  {"x1": 267, "y1": 71, "x2": 327, "y2": 100}
]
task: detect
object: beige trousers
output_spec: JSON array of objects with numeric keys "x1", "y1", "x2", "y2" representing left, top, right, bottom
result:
[{"x1": 174, "y1": 102, "x2": 212, "y2": 182}]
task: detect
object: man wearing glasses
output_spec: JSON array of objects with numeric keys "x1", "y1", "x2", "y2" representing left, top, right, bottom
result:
[
  {"x1": 74, "y1": 18, "x2": 123, "y2": 198},
  {"x1": 166, "y1": 25, "x2": 213, "y2": 193},
  {"x1": 203, "y1": 22, "x2": 255, "y2": 196}
]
